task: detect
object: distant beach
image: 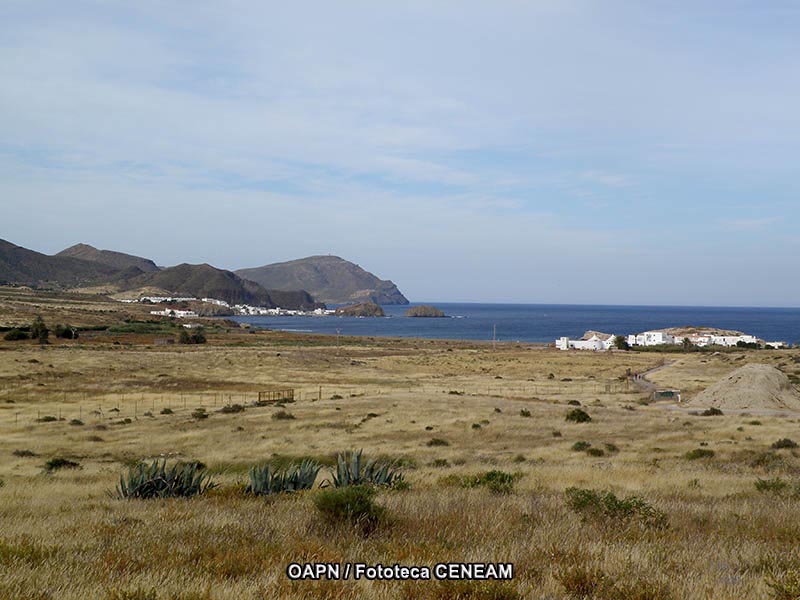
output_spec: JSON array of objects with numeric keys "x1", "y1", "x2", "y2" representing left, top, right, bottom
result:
[{"x1": 233, "y1": 303, "x2": 800, "y2": 344}]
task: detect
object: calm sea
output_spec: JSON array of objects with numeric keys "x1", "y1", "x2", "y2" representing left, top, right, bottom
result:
[{"x1": 232, "y1": 303, "x2": 800, "y2": 345}]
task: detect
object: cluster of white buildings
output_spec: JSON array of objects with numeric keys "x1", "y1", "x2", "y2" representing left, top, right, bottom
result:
[
  {"x1": 150, "y1": 308, "x2": 198, "y2": 318},
  {"x1": 556, "y1": 329, "x2": 787, "y2": 351},
  {"x1": 232, "y1": 305, "x2": 333, "y2": 316}
]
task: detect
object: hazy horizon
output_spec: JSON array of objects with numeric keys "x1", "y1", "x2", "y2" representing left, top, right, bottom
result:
[{"x1": 2, "y1": 2, "x2": 799, "y2": 306}]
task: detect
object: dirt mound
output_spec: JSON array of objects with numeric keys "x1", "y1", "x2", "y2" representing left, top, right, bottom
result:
[{"x1": 689, "y1": 363, "x2": 800, "y2": 411}]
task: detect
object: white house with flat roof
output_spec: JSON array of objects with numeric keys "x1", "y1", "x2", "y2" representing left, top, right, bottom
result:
[{"x1": 556, "y1": 331, "x2": 616, "y2": 351}]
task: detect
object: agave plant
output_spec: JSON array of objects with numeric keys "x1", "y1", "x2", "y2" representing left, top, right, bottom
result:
[
  {"x1": 329, "y1": 449, "x2": 405, "y2": 488},
  {"x1": 247, "y1": 459, "x2": 321, "y2": 495},
  {"x1": 116, "y1": 459, "x2": 216, "y2": 499}
]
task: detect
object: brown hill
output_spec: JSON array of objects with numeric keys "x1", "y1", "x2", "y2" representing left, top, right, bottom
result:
[
  {"x1": 0, "y1": 238, "x2": 119, "y2": 287},
  {"x1": 112, "y1": 263, "x2": 322, "y2": 310},
  {"x1": 57, "y1": 243, "x2": 159, "y2": 273},
  {"x1": 689, "y1": 364, "x2": 800, "y2": 411},
  {"x1": 236, "y1": 255, "x2": 408, "y2": 305}
]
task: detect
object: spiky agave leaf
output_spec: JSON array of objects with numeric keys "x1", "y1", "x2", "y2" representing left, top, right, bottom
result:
[{"x1": 116, "y1": 459, "x2": 216, "y2": 499}]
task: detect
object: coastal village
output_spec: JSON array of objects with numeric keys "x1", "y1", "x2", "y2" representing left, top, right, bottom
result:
[
  {"x1": 556, "y1": 329, "x2": 788, "y2": 351},
  {"x1": 118, "y1": 296, "x2": 335, "y2": 318}
]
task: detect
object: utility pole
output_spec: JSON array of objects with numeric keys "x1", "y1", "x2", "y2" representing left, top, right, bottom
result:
[
  {"x1": 493, "y1": 324, "x2": 497, "y2": 351},
  {"x1": 336, "y1": 328, "x2": 341, "y2": 357}
]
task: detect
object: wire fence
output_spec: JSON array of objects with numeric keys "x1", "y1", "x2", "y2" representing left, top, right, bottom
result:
[{"x1": 0, "y1": 379, "x2": 643, "y2": 428}]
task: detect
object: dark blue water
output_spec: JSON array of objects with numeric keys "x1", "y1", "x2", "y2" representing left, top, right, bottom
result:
[{"x1": 232, "y1": 303, "x2": 800, "y2": 345}]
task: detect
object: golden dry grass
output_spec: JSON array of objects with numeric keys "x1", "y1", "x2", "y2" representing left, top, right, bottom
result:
[{"x1": 2, "y1": 292, "x2": 800, "y2": 599}]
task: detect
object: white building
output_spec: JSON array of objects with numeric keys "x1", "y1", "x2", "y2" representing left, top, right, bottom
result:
[
  {"x1": 201, "y1": 297, "x2": 230, "y2": 307},
  {"x1": 556, "y1": 331, "x2": 616, "y2": 351},
  {"x1": 150, "y1": 309, "x2": 198, "y2": 318},
  {"x1": 627, "y1": 331, "x2": 675, "y2": 347}
]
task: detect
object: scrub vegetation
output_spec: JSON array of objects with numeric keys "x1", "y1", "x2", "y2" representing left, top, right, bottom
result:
[{"x1": 2, "y1": 287, "x2": 800, "y2": 598}]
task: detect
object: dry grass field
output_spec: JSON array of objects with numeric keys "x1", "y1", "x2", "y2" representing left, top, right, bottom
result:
[{"x1": 2, "y1": 289, "x2": 800, "y2": 599}]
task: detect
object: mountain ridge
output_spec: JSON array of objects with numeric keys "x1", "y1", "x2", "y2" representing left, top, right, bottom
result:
[
  {"x1": 236, "y1": 255, "x2": 408, "y2": 305},
  {"x1": 57, "y1": 243, "x2": 160, "y2": 273}
]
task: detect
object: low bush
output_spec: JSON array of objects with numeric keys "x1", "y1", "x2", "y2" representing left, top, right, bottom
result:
[
  {"x1": 567, "y1": 400, "x2": 581, "y2": 406},
  {"x1": 247, "y1": 459, "x2": 321, "y2": 495},
  {"x1": 755, "y1": 477, "x2": 791, "y2": 495},
  {"x1": 116, "y1": 460, "x2": 216, "y2": 499},
  {"x1": 313, "y1": 485, "x2": 384, "y2": 529},
  {"x1": 36, "y1": 415, "x2": 59, "y2": 423},
  {"x1": 586, "y1": 448, "x2": 605, "y2": 457},
  {"x1": 160, "y1": 407, "x2": 174, "y2": 415},
  {"x1": 564, "y1": 487, "x2": 668, "y2": 530},
  {"x1": 191, "y1": 408, "x2": 208, "y2": 420},
  {"x1": 13, "y1": 449, "x2": 37, "y2": 457},
  {"x1": 766, "y1": 568, "x2": 800, "y2": 600},
  {"x1": 427, "y1": 438, "x2": 449, "y2": 447},
  {"x1": 566, "y1": 408, "x2": 591, "y2": 423},
  {"x1": 685, "y1": 448, "x2": 715, "y2": 460},
  {"x1": 571, "y1": 441, "x2": 592, "y2": 452},
  {"x1": 458, "y1": 470, "x2": 520, "y2": 495},
  {"x1": 69, "y1": 419, "x2": 84, "y2": 426},
  {"x1": 272, "y1": 410, "x2": 296, "y2": 420},
  {"x1": 44, "y1": 457, "x2": 80, "y2": 472},
  {"x1": 3, "y1": 328, "x2": 29, "y2": 341},
  {"x1": 431, "y1": 458, "x2": 450, "y2": 468},
  {"x1": 771, "y1": 438, "x2": 798, "y2": 450},
  {"x1": 219, "y1": 404, "x2": 245, "y2": 414},
  {"x1": 519, "y1": 409, "x2": 532, "y2": 417},
  {"x1": 700, "y1": 407, "x2": 724, "y2": 416}
]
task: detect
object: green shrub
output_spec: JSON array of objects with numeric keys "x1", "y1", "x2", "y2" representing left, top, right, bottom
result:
[
  {"x1": 564, "y1": 487, "x2": 668, "y2": 530},
  {"x1": 44, "y1": 457, "x2": 80, "y2": 472},
  {"x1": 178, "y1": 327, "x2": 206, "y2": 344},
  {"x1": 459, "y1": 470, "x2": 519, "y2": 495},
  {"x1": 685, "y1": 448, "x2": 715, "y2": 460},
  {"x1": 191, "y1": 408, "x2": 208, "y2": 420},
  {"x1": 552, "y1": 430, "x2": 562, "y2": 437},
  {"x1": 116, "y1": 460, "x2": 216, "y2": 499},
  {"x1": 36, "y1": 415, "x2": 59, "y2": 423},
  {"x1": 329, "y1": 449, "x2": 405, "y2": 488},
  {"x1": 519, "y1": 409, "x2": 532, "y2": 417},
  {"x1": 53, "y1": 324, "x2": 78, "y2": 339},
  {"x1": 471, "y1": 423, "x2": 482, "y2": 430},
  {"x1": 272, "y1": 410, "x2": 296, "y2": 420},
  {"x1": 604, "y1": 443, "x2": 619, "y2": 453},
  {"x1": 219, "y1": 404, "x2": 245, "y2": 414},
  {"x1": 771, "y1": 438, "x2": 798, "y2": 450},
  {"x1": 431, "y1": 458, "x2": 450, "y2": 468},
  {"x1": 13, "y1": 449, "x2": 37, "y2": 457},
  {"x1": 313, "y1": 485, "x2": 383, "y2": 528},
  {"x1": 331, "y1": 394, "x2": 343, "y2": 400},
  {"x1": 427, "y1": 438, "x2": 449, "y2": 447},
  {"x1": 567, "y1": 400, "x2": 581, "y2": 406},
  {"x1": 766, "y1": 568, "x2": 800, "y2": 600},
  {"x1": 247, "y1": 459, "x2": 321, "y2": 495},
  {"x1": 3, "y1": 328, "x2": 29, "y2": 341},
  {"x1": 755, "y1": 477, "x2": 791, "y2": 495},
  {"x1": 69, "y1": 419, "x2": 84, "y2": 426},
  {"x1": 700, "y1": 407, "x2": 724, "y2": 416},
  {"x1": 566, "y1": 408, "x2": 591, "y2": 423},
  {"x1": 586, "y1": 448, "x2": 605, "y2": 457},
  {"x1": 572, "y1": 441, "x2": 592, "y2": 452},
  {"x1": 160, "y1": 407, "x2": 174, "y2": 415}
]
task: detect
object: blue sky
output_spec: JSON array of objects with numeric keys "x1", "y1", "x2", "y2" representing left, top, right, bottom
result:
[{"x1": 1, "y1": 1, "x2": 799, "y2": 306}]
